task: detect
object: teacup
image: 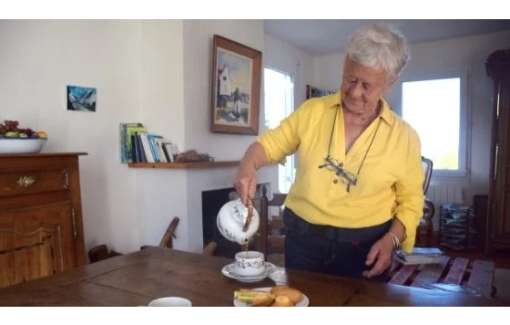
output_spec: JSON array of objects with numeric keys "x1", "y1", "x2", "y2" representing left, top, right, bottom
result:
[
  {"x1": 234, "y1": 251, "x2": 265, "y2": 277},
  {"x1": 148, "y1": 296, "x2": 192, "y2": 307}
]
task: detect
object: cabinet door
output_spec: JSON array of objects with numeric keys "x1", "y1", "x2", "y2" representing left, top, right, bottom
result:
[{"x1": 0, "y1": 201, "x2": 76, "y2": 288}]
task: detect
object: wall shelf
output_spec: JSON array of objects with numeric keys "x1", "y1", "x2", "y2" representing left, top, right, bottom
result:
[{"x1": 128, "y1": 160, "x2": 240, "y2": 169}]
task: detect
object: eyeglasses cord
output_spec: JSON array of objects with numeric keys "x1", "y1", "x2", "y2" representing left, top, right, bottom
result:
[{"x1": 324, "y1": 104, "x2": 382, "y2": 190}]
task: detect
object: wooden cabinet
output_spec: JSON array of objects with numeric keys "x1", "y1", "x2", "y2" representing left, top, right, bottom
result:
[
  {"x1": 486, "y1": 49, "x2": 510, "y2": 252},
  {"x1": 0, "y1": 153, "x2": 86, "y2": 288}
]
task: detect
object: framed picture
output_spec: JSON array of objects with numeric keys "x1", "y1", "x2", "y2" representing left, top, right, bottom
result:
[
  {"x1": 306, "y1": 84, "x2": 336, "y2": 99},
  {"x1": 211, "y1": 35, "x2": 262, "y2": 135},
  {"x1": 67, "y1": 85, "x2": 97, "y2": 112}
]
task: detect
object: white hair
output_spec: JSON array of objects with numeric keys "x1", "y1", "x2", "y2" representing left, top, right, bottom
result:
[{"x1": 345, "y1": 23, "x2": 410, "y2": 81}]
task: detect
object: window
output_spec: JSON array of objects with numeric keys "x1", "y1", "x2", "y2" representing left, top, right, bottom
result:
[
  {"x1": 264, "y1": 68, "x2": 295, "y2": 193},
  {"x1": 401, "y1": 76, "x2": 466, "y2": 176}
]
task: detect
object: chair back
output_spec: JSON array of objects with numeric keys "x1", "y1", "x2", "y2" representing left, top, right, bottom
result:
[
  {"x1": 421, "y1": 156, "x2": 433, "y2": 194},
  {"x1": 258, "y1": 188, "x2": 287, "y2": 257}
]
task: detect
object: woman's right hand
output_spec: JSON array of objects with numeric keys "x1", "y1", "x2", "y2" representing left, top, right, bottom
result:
[
  {"x1": 234, "y1": 142, "x2": 269, "y2": 207},
  {"x1": 234, "y1": 166, "x2": 257, "y2": 207}
]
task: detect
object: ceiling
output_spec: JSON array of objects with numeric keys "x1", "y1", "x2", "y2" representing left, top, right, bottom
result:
[{"x1": 264, "y1": 20, "x2": 510, "y2": 55}]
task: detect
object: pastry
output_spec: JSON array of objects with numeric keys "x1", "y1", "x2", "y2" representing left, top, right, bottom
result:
[
  {"x1": 234, "y1": 290, "x2": 275, "y2": 306},
  {"x1": 270, "y1": 285, "x2": 304, "y2": 305},
  {"x1": 271, "y1": 295, "x2": 294, "y2": 307}
]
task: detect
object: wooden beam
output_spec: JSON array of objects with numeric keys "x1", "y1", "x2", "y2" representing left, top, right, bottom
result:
[
  {"x1": 389, "y1": 265, "x2": 417, "y2": 285},
  {"x1": 443, "y1": 257, "x2": 469, "y2": 285},
  {"x1": 467, "y1": 260, "x2": 495, "y2": 298},
  {"x1": 411, "y1": 256, "x2": 450, "y2": 288}
]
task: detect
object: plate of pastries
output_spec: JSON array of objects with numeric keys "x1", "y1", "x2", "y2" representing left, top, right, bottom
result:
[{"x1": 233, "y1": 285, "x2": 308, "y2": 307}]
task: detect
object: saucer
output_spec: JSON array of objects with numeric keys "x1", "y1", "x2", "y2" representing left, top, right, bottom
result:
[{"x1": 222, "y1": 262, "x2": 276, "y2": 283}]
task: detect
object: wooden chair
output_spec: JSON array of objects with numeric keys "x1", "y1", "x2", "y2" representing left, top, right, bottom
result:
[
  {"x1": 140, "y1": 216, "x2": 180, "y2": 250},
  {"x1": 89, "y1": 216, "x2": 217, "y2": 263},
  {"x1": 259, "y1": 188, "x2": 287, "y2": 267},
  {"x1": 417, "y1": 156, "x2": 435, "y2": 246},
  {"x1": 0, "y1": 224, "x2": 64, "y2": 288},
  {"x1": 90, "y1": 217, "x2": 182, "y2": 263},
  {"x1": 421, "y1": 156, "x2": 433, "y2": 194},
  {"x1": 87, "y1": 244, "x2": 121, "y2": 263}
]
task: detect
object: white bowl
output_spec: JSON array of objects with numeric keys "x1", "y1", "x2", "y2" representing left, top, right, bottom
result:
[
  {"x1": 148, "y1": 297, "x2": 192, "y2": 307},
  {"x1": 0, "y1": 138, "x2": 47, "y2": 154}
]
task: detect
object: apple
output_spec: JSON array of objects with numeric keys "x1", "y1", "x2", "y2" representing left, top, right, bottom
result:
[{"x1": 5, "y1": 131, "x2": 19, "y2": 138}]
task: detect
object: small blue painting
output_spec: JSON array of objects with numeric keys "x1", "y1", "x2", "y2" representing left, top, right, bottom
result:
[{"x1": 67, "y1": 85, "x2": 97, "y2": 112}]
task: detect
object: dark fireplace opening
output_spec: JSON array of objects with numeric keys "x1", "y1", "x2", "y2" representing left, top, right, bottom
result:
[{"x1": 202, "y1": 187, "x2": 240, "y2": 259}]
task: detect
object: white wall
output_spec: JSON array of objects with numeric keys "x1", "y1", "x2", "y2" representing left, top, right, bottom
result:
[
  {"x1": 0, "y1": 20, "x2": 283, "y2": 255},
  {"x1": 312, "y1": 52, "x2": 344, "y2": 92},
  {"x1": 311, "y1": 30, "x2": 510, "y2": 209},
  {"x1": 0, "y1": 20, "x2": 189, "y2": 254},
  {"x1": 182, "y1": 20, "x2": 277, "y2": 252},
  {"x1": 264, "y1": 34, "x2": 314, "y2": 110},
  {"x1": 136, "y1": 21, "x2": 189, "y2": 252}
]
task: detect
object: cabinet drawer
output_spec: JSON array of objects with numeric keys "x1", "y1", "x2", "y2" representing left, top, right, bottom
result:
[{"x1": 0, "y1": 169, "x2": 69, "y2": 197}]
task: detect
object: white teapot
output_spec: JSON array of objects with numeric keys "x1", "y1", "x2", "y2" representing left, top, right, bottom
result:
[{"x1": 217, "y1": 198, "x2": 260, "y2": 245}]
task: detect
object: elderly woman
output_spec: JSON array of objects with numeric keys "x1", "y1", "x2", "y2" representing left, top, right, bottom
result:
[{"x1": 235, "y1": 24, "x2": 424, "y2": 280}]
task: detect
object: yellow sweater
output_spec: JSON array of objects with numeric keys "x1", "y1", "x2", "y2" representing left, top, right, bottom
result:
[{"x1": 258, "y1": 92, "x2": 424, "y2": 252}]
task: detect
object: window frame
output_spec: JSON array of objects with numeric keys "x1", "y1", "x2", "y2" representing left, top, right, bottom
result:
[{"x1": 399, "y1": 70, "x2": 470, "y2": 178}]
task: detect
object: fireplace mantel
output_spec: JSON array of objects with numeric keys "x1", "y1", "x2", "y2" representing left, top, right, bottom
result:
[{"x1": 128, "y1": 161, "x2": 240, "y2": 169}]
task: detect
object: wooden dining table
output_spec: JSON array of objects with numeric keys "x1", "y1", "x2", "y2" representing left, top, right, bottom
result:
[{"x1": 0, "y1": 247, "x2": 506, "y2": 306}]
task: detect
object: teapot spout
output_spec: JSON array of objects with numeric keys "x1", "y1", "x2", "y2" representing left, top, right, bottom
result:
[{"x1": 237, "y1": 236, "x2": 249, "y2": 246}]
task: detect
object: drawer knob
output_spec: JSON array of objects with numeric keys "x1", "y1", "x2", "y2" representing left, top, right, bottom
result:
[{"x1": 17, "y1": 176, "x2": 36, "y2": 188}]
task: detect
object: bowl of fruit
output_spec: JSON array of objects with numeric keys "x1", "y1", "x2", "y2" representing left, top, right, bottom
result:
[{"x1": 0, "y1": 120, "x2": 48, "y2": 154}]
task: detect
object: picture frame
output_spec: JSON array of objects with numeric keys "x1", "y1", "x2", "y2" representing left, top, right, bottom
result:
[
  {"x1": 306, "y1": 84, "x2": 336, "y2": 99},
  {"x1": 67, "y1": 85, "x2": 97, "y2": 112},
  {"x1": 211, "y1": 35, "x2": 262, "y2": 135}
]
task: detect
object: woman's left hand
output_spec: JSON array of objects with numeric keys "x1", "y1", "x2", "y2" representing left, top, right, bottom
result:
[{"x1": 362, "y1": 234, "x2": 395, "y2": 278}]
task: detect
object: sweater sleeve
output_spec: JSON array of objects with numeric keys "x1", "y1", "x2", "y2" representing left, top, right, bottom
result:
[
  {"x1": 394, "y1": 128, "x2": 425, "y2": 253},
  {"x1": 257, "y1": 101, "x2": 310, "y2": 163}
]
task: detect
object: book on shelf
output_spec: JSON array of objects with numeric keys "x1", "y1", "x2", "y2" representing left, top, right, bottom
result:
[
  {"x1": 131, "y1": 133, "x2": 141, "y2": 163},
  {"x1": 131, "y1": 133, "x2": 145, "y2": 163},
  {"x1": 155, "y1": 138, "x2": 168, "y2": 163},
  {"x1": 120, "y1": 123, "x2": 147, "y2": 163},
  {"x1": 147, "y1": 134, "x2": 164, "y2": 162},
  {"x1": 162, "y1": 142, "x2": 179, "y2": 162},
  {"x1": 120, "y1": 122, "x2": 179, "y2": 164},
  {"x1": 161, "y1": 142, "x2": 172, "y2": 162},
  {"x1": 139, "y1": 133, "x2": 155, "y2": 163},
  {"x1": 394, "y1": 247, "x2": 444, "y2": 265},
  {"x1": 136, "y1": 134, "x2": 147, "y2": 162},
  {"x1": 130, "y1": 134, "x2": 138, "y2": 163}
]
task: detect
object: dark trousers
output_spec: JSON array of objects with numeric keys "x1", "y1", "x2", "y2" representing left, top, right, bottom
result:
[{"x1": 283, "y1": 208, "x2": 392, "y2": 282}]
